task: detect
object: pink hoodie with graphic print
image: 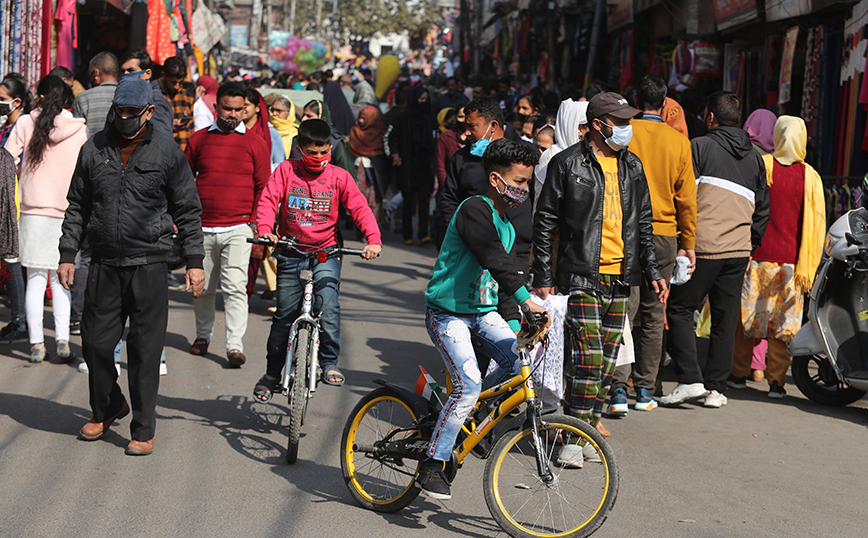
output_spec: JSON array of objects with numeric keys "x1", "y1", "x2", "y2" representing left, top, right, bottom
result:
[{"x1": 255, "y1": 159, "x2": 381, "y2": 251}]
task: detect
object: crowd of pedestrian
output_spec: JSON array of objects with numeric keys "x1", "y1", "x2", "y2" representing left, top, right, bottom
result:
[{"x1": 0, "y1": 54, "x2": 829, "y2": 464}]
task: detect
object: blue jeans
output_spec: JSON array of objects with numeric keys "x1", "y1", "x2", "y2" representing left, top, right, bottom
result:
[
  {"x1": 425, "y1": 308, "x2": 519, "y2": 462},
  {"x1": 265, "y1": 252, "x2": 341, "y2": 378}
]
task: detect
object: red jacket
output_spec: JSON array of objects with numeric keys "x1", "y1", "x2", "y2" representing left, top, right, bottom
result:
[
  {"x1": 185, "y1": 127, "x2": 271, "y2": 227},
  {"x1": 435, "y1": 129, "x2": 463, "y2": 188}
]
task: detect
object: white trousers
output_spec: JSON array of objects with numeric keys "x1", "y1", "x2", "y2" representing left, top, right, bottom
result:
[{"x1": 26, "y1": 269, "x2": 71, "y2": 344}]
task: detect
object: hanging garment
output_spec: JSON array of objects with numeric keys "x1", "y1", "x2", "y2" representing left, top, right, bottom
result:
[
  {"x1": 148, "y1": 0, "x2": 175, "y2": 65},
  {"x1": 130, "y1": 1, "x2": 149, "y2": 50},
  {"x1": 54, "y1": 0, "x2": 75, "y2": 70}
]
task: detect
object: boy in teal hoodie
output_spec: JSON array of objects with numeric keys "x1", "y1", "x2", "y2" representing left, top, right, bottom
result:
[{"x1": 417, "y1": 138, "x2": 546, "y2": 500}]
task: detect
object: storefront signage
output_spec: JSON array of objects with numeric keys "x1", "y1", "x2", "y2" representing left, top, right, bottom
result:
[
  {"x1": 230, "y1": 24, "x2": 249, "y2": 48},
  {"x1": 766, "y1": 0, "x2": 811, "y2": 22},
  {"x1": 608, "y1": 0, "x2": 634, "y2": 31},
  {"x1": 779, "y1": 26, "x2": 799, "y2": 104},
  {"x1": 713, "y1": 0, "x2": 758, "y2": 31}
]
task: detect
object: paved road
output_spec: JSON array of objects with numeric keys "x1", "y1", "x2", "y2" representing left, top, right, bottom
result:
[{"x1": 1, "y1": 233, "x2": 866, "y2": 538}]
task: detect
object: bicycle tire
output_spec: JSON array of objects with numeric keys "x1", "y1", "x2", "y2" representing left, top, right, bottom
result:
[
  {"x1": 483, "y1": 413, "x2": 618, "y2": 538},
  {"x1": 341, "y1": 388, "x2": 422, "y2": 512},
  {"x1": 286, "y1": 325, "x2": 310, "y2": 464}
]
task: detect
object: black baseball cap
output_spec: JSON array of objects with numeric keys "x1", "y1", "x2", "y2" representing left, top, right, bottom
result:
[{"x1": 587, "y1": 92, "x2": 642, "y2": 121}]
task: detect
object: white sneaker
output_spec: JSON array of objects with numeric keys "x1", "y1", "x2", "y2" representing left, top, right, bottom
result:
[
  {"x1": 582, "y1": 443, "x2": 602, "y2": 464},
  {"x1": 556, "y1": 444, "x2": 583, "y2": 469},
  {"x1": 159, "y1": 361, "x2": 168, "y2": 376},
  {"x1": 703, "y1": 390, "x2": 728, "y2": 408},
  {"x1": 78, "y1": 361, "x2": 122, "y2": 376},
  {"x1": 659, "y1": 383, "x2": 709, "y2": 406}
]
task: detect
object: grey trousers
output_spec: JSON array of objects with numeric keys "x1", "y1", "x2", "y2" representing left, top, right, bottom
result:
[{"x1": 612, "y1": 234, "x2": 677, "y2": 394}]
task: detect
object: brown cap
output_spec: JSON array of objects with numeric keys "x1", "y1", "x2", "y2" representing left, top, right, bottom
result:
[{"x1": 587, "y1": 92, "x2": 642, "y2": 121}]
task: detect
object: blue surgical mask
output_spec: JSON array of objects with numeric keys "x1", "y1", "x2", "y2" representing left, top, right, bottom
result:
[
  {"x1": 470, "y1": 124, "x2": 495, "y2": 157},
  {"x1": 601, "y1": 123, "x2": 633, "y2": 151},
  {"x1": 122, "y1": 70, "x2": 146, "y2": 79}
]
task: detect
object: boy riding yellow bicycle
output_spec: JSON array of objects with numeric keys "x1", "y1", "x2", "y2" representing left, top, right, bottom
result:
[{"x1": 418, "y1": 138, "x2": 547, "y2": 499}]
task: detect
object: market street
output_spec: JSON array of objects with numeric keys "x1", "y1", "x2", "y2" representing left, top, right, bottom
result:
[{"x1": 0, "y1": 232, "x2": 866, "y2": 538}]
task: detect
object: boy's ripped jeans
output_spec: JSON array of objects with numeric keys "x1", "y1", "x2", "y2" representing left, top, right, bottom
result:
[{"x1": 425, "y1": 308, "x2": 519, "y2": 462}]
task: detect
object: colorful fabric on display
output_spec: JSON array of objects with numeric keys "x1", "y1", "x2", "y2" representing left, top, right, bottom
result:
[
  {"x1": 0, "y1": 0, "x2": 47, "y2": 87},
  {"x1": 148, "y1": 0, "x2": 175, "y2": 65},
  {"x1": 40, "y1": 0, "x2": 51, "y2": 77}
]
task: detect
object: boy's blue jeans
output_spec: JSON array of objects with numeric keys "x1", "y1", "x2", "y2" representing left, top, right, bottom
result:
[
  {"x1": 425, "y1": 308, "x2": 519, "y2": 462},
  {"x1": 265, "y1": 252, "x2": 341, "y2": 379}
]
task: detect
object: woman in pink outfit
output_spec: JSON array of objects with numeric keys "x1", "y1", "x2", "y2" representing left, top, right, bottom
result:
[{"x1": 3, "y1": 76, "x2": 87, "y2": 363}]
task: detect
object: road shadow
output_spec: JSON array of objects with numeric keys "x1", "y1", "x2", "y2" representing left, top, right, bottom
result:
[
  {"x1": 0, "y1": 393, "x2": 130, "y2": 448},
  {"x1": 724, "y1": 380, "x2": 868, "y2": 428},
  {"x1": 156, "y1": 393, "x2": 296, "y2": 465},
  {"x1": 263, "y1": 446, "x2": 504, "y2": 538}
]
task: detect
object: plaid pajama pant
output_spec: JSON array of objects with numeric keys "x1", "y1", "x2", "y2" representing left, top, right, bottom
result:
[{"x1": 563, "y1": 275, "x2": 630, "y2": 426}]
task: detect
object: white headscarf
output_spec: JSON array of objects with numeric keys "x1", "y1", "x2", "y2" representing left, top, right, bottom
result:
[{"x1": 534, "y1": 100, "x2": 588, "y2": 211}]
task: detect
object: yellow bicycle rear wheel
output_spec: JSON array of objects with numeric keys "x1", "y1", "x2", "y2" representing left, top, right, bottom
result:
[{"x1": 341, "y1": 388, "x2": 422, "y2": 512}]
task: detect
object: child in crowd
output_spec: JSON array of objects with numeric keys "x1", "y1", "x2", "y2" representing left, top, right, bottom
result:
[
  {"x1": 417, "y1": 138, "x2": 546, "y2": 500},
  {"x1": 252, "y1": 119, "x2": 381, "y2": 401}
]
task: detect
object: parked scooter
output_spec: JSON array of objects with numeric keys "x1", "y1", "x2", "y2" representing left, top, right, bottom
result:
[{"x1": 788, "y1": 208, "x2": 868, "y2": 405}]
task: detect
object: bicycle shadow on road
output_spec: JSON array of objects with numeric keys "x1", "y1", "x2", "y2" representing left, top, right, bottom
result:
[{"x1": 156, "y1": 393, "x2": 295, "y2": 465}]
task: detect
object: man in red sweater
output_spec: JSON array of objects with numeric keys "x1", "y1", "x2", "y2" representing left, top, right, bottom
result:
[{"x1": 184, "y1": 82, "x2": 271, "y2": 367}]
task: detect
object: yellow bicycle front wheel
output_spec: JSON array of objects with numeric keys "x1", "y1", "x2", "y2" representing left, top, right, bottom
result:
[
  {"x1": 341, "y1": 388, "x2": 422, "y2": 513},
  {"x1": 483, "y1": 413, "x2": 619, "y2": 538}
]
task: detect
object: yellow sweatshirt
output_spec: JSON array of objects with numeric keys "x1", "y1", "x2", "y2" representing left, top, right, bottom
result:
[{"x1": 629, "y1": 118, "x2": 697, "y2": 249}]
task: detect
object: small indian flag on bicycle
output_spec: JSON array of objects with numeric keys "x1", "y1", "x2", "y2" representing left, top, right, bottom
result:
[{"x1": 415, "y1": 366, "x2": 444, "y2": 410}]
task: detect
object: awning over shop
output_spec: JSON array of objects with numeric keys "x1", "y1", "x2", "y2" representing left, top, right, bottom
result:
[
  {"x1": 766, "y1": 0, "x2": 812, "y2": 22},
  {"x1": 713, "y1": 0, "x2": 759, "y2": 31}
]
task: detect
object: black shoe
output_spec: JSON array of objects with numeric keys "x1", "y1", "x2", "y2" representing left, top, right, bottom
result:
[
  {"x1": 768, "y1": 381, "x2": 787, "y2": 399},
  {"x1": 416, "y1": 460, "x2": 452, "y2": 500},
  {"x1": 69, "y1": 322, "x2": 81, "y2": 336},
  {"x1": 726, "y1": 374, "x2": 748, "y2": 390},
  {"x1": 260, "y1": 289, "x2": 275, "y2": 301},
  {"x1": 0, "y1": 323, "x2": 28, "y2": 343}
]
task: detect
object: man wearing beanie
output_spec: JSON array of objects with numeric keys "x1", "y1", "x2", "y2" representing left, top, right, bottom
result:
[
  {"x1": 533, "y1": 92, "x2": 666, "y2": 466},
  {"x1": 58, "y1": 77, "x2": 206, "y2": 456}
]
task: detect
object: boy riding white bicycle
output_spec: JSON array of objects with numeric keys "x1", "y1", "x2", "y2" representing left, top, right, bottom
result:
[{"x1": 252, "y1": 119, "x2": 381, "y2": 401}]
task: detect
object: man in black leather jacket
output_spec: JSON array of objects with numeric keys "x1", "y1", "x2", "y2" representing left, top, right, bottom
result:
[{"x1": 532, "y1": 92, "x2": 665, "y2": 458}]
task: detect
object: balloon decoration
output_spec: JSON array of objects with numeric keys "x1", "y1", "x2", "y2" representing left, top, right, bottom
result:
[
  {"x1": 268, "y1": 31, "x2": 329, "y2": 74},
  {"x1": 375, "y1": 55, "x2": 400, "y2": 98}
]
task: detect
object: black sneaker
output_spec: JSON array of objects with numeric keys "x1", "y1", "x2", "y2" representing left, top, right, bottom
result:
[
  {"x1": 69, "y1": 321, "x2": 81, "y2": 336},
  {"x1": 416, "y1": 460, "x2": 452, "y2": 500},
  {"x1": 261, "y1": 289, "x2": 275, "y2": 301},
  {"x1": 0, "y1": 323, "x2": 28, "y2": 344},
  {"x1": 768, "y1": 381, "x2": 787, "y2": 399},
  {"x1": 726, "y1": 374, "x2": 748, "y2": 390}
]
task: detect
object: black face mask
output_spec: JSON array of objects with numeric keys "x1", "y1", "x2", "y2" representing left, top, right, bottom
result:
[
  {"x1": 114, "y1": 109, "x2": 146, "y2": 137},
  {"x1": 455, "y1": 121, "x2": 466, "y2": 133}
]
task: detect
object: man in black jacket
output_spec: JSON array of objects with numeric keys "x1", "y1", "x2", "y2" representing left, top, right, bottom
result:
[
  {"x1": 533, "y1": 92, "x2": 666, "y2": 463},
  {"x1": 438, "y1": 97, "x2": 535, "y2": 278},
  {"x1": 58, "y1": 78, "x2": 205, "y2": 456}
]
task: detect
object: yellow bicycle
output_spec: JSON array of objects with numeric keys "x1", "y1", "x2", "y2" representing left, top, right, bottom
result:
[{"x1": 340, "y1": 314, "x2": 619, "y2": 538}]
